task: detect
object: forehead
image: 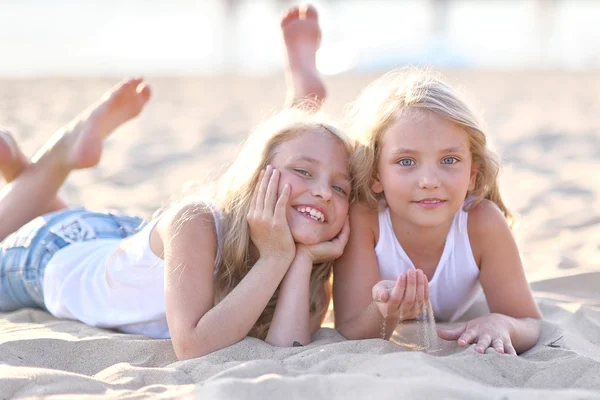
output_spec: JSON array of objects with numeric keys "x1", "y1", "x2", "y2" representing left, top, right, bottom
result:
[
  {"x1": 382, "y1": 111, "x2": 470, "y2": 152},
  {"x1": 272, "y1": 130, "x2": 349, "y2": 169}
]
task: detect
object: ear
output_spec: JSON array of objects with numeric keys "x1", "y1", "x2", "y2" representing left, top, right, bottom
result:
[
  {"x1": 371, "y1": 174, "x2": 383, "y2": 194},
  {"x1": 468, "y1": 165, "x2": 478, "y2": 192}
]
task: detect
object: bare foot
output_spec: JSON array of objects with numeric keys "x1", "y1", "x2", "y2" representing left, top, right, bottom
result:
[
  {"x1": 281, "y1": 4, "x2": 326, "y2": 106},
  {"x1": 33, "y1": 78, "x2": 152, "y2": 170},
  {"x1": 0, "y1": 129, "x2": 29, "y2": 182}
]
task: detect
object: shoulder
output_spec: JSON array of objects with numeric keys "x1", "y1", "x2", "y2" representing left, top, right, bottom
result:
[
  {"x1": 467, "y1": 199, "x2": 513, "y2": 265},
  {"x1": 467, "y1": 199, "x2": 508, "y2": 232},
  {"x1": 156, "y1": 200, "x2": 219, "y2": 247},
  {"x1": 348, "y1": 201, "x2": 380, "y2": 243}
]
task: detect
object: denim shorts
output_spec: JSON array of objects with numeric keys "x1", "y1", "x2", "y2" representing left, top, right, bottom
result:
[{"x1": 0, "y1": 208, "x2": 145, "y2": 312}]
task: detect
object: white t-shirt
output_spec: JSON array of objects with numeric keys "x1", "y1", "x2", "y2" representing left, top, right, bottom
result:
[{"x1": 43, "y1": 208, "x2": 222, "y2": 338}]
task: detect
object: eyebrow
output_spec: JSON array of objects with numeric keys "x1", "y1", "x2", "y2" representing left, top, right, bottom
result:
[
  {"x1": 291, "y1": 155, "x2": 351, "y2": 182},
  {"x1": 390, "y1": 146, "x2": 468, "y2": 155}
]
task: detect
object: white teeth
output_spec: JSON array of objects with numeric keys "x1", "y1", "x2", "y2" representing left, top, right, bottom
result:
[{"x1": 295, "y1": 206, "x2": 325, "y2": 222}]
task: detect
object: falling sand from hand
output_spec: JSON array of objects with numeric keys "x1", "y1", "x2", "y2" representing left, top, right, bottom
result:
[{"x1": 385, "y1": 300, "x2": 443, "y2": 354}]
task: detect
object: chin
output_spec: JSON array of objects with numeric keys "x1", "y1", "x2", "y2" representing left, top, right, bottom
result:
[
  {"x1": 411, "y1": 216, "x2": 449, "y2": 228},
  {"x1": 291, "y1": 231, "x2": 325, "y2": 246},
  {"x1": 291, "y1": 226, "x2": 338, "y2": 246}
]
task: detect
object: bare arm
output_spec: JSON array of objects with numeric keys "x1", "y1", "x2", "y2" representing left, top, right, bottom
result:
[
  {"x1": 474, "y1": 201, "x2": 541, "y2": 352},
  {"x1": 161, "y1": 203, "x2": 295, "y2": 360},
  {"x1": 439, "y1": 200, "x2": 542, "y2": 354},
  {"x1": 333, "y1": 204, "x2": 390, "y2": 339},
  {"x1": 265, "y1": 252, "x2": 313, "y2": 346},
  {"x1": 267, "y1": 218, "x2": 351, "y2": 345}
]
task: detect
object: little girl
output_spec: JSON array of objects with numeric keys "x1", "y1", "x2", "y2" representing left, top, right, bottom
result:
[
  {"x1": 332, "y1": 69, "x2": 542, "y2": 355},
  {"x1": 0, "y1": 69, "x2": 352, "y2": 363}
]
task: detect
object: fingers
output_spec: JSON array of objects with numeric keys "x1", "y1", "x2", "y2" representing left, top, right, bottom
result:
[
  {"x1": 401, "y1": 270, "x2": 417, "y2": 311},
  {"x1": 372, "y1": 280, "x2": 395, "y2": 303},
  {"x1": 387, "y1": 274, "x2": 407, "y2": 313},
  {"x1": 274, "y1": 183, "x2": 290, "y2": 221},
  {"x1": 249, "y1": 169, "x2": 264, "y2": 211},
  {"x1": 504, "y1": 340, "x2": 517, "y2": 356},
  {"x1": 415, "y1": 269, "x2": 425, "y2": 305},
  {"x1": 328, "y1": 217, "x2": 351, "y2": 259},
  {"x1": 475, "y1": 334, "x2": 492, "y2": 354},
  {"x1": 253, "y1": 166, "x2": 285, "y2": 217},
  {"x1": 458, "y1": 329, "x2": 478, "y2": 347},
  {"x1": 492, "y1": 339, "x2": 505, "y2": 354},
  {"x1": 437, "y1": 324, "x2": 466, "y2": 341},
  {"x1": 424, "y1": 272, "x2": 430, "y2": 302},
  {"x1": 326, "y1": 217, "x2": 350, "y2": 250},
  {"x1": 255, "y1": 165, "x2": 272, "y2": 213},
  {"x1": 372, "y1": 287, "x2": 388, "y2": 303},
  {"x1": 335, "y1": 217, "x2": 350, "y2": 246},
  {"x1": 264, "y1": 168, "x2": 280, "y2": 213}
]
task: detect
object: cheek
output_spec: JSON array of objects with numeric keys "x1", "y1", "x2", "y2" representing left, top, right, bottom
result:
[
  {"x1": 383, "y1": 169, "x2": 413, "y2": 193},
  {"x1": 337, "y1": 204, "x2": 350, "y2": 228},
  {"x1": 446, "y1": 169, "x2": 473, "y2": 193},
  {"x1": 277, "y1": 171, "x2": 303, "y2": 197}
]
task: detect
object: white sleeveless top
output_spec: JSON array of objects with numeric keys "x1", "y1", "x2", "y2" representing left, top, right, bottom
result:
[
  {"x1": 375, "y1": 204, "x2": 481, "y2": 322},
  {"x1": 43, "y1": 207, "x2": 223, "y2": 339}
]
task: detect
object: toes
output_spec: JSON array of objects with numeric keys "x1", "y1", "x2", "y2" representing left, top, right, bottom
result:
[
  {"x1": 301, "y1": 4, "x2": 318, "y2": 20},
  {"x1": 0, "y1": 129, "x2": 17, "y2": 160},
  {"x1": 281, "y1": 6, "x2": 300, "y2": 27},
  {"x1": 136, "y1": 83, "x2": 152, "y2": 101}
]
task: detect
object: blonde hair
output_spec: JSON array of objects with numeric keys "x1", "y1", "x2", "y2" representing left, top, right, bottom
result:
[
  {"x1": 347, "y1": 68, "x2": 513, "y2": 225},
  {"x1": 213, "y1": 108, "x2": 354, "y2": 339}
]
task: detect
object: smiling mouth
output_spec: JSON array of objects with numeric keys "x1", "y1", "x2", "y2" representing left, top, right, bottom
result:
[
  {"x1": 414, "y1": 199, "x2": 445, "y2": 204},
  {"x1": 294, "y1": 206, "x2": 326, "y2": 223}
]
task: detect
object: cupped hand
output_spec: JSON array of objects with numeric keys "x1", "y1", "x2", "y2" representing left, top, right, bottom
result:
[{"x1": 372, "y1": 269, "x2": 430, "y2": 321}]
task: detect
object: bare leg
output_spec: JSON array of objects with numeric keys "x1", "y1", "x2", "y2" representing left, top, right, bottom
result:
[
  {"x1": 0, "y1": 129, "x2": 68, "y2": 213},
  {"x1": 281, "y1": 4, "x2": 326, "y2": 110},
  {"x1": 0, "y1": 78, "x2": 151, "y2": 241}
]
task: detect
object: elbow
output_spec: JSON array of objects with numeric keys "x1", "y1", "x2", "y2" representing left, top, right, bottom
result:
[
  {"x1": 171, "y1": 326, "x2": 247, "y2": 360},
  {"x1": 172, "y1": 338, "x2": 209, "y2": 361},
  {"x1": 335, "y1": 322, "x2": 357, "y2": 340},
  {"x1": 171, "y1": 331, "x2": 213, "y2": 361}
]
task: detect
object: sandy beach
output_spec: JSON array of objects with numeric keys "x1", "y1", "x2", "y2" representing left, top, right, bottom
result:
[{"x1": 0, "y1": 71, "x2": 599, "y2": 399}]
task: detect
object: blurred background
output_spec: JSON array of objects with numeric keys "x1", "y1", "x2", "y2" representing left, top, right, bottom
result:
[
  {"x1": 0, "y1": 0, "x2": 598, "y2": 280},
  {"x1": 1, "y1": 0, "x2": 599, "y2": 77}
]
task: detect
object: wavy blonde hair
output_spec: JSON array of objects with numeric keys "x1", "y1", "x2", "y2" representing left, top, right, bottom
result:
[
  {"x1": 213, "y1": 108, "x2": 354, "y2": 339},
  {"x1": 347, "y1": 68, "x2": 513, "y2": 225}
]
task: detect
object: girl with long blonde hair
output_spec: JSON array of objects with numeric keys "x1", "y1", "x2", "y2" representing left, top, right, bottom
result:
[
  {"x1": 0, "y1": 5, "x2": 352, "y2": 360},
  {"x1": 0, "y1": 104, "x2": 352, "y2": 361},
  {"x1": 333, "y1": 68, "x2": 542, "y2": 355}
]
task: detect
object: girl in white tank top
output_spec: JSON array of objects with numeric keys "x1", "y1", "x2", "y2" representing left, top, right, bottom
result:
[
  {"x1": 0, "y1": 94, "x2": 354, "y2": 359},
  {"x1": 334, "y1": 69, "x2": 542, "y2": 356}
]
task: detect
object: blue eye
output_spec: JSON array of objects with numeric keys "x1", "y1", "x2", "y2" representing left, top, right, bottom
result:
[
  {"x1": 441, "y1": 157, "x2": 458, "y2": 165},
  {"x1": 295, "y1": 169, "x2": 311, "y2": 177},
  {"x1": 333, "y1": 186, "x2": 347, "y2": 195},
  {"x1": 398, "y1": 159, "x2": 415, "y2": 167}
]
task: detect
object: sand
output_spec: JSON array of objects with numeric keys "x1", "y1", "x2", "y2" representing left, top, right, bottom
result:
[{"x1": 0, "y1": 71, "x2": 599, "y2": 399}]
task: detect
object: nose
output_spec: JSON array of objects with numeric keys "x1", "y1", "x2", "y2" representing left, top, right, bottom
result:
[
  {"x1": 311, "y1": 180, "x2": 333, "y2": 202},
  {"x1": 418, "y1": 166, "x2": 440, "y2": 190}
]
